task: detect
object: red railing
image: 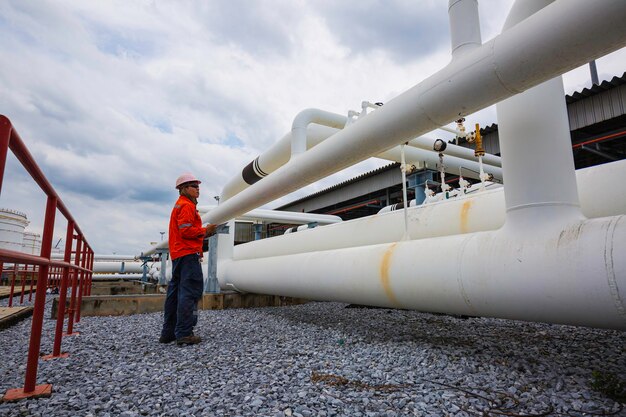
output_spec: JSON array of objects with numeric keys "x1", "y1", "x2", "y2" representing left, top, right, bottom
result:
[{"x1": 0, "y1": 115, "x2": 95, "y2": 401}]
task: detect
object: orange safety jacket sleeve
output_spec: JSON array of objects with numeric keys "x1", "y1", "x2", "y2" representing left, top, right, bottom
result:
[{"x1": 177, "y1": 204, "x2": 206, "y2": 239}]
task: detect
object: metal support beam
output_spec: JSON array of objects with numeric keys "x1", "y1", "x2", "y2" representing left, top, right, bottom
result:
[
  {"x1": 205, "y1": 223, "x2": 230, "y2": 294},
  {"x1": 581, "y1": 144, "x2": 620, "y2": 161}
]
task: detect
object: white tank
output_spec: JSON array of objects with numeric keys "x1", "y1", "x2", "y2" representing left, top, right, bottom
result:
[
  {"x1": 0, "y1": 208, "x2": 29, "y2": 252},
  {"x1": 22, "y1": 232, "x2": 42, "y2": 256}
]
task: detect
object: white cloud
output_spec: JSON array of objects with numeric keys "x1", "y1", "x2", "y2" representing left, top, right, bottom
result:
[{"x1": 0, "y1": 0, "x2": 623, "y2": 254}]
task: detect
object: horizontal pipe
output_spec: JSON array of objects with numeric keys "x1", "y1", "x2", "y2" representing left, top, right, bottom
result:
[
  {"x1": 143, "y1": 0, "x2": 626, "y2": 257},
  {"x1": 197, "y1": 206, "x2": 342, "y2": 225},
  {"x1": 408, "y1": 136, "x2": 502, "y2": 167},
  {"x1": 291, "y1": 109, "x2": 347, "y2": 156},
  {"x1": 378, "y1": 145, "x2": 502, "y2": 181},
  {"x1": 222, "y1": 215, "x2": 626, "y2": 330},
  {"x1": 92, "y1": 273, "x2": 145, "y2": 280},
  {"x1": 232, "y1": 159, "x2": 626, "y2": 261},
  {"x1": 93, "y1": 262, "x2": 144, "y2": 274}
]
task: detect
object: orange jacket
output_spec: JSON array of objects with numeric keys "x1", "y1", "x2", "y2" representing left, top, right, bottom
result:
[{"x1": 169, "y1": 195, "x2": 206, "y2": 260}]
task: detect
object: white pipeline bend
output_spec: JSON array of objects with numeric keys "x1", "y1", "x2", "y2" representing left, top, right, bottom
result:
[
  {"x1": 221, "y1": 215, "x2": 626, "y2": 330},
  {"x1": 291, "y1": 109, "x2": 347, "y2": 156}
]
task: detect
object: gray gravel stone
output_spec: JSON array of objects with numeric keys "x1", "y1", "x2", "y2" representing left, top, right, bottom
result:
[{"x1": 0, "y1": 302, "x2": 624, "y2": 416}]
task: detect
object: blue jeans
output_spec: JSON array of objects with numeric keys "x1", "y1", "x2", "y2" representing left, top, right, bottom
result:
[{"x1": 161, "y1": 253, "x2": 204, "y2": 339}]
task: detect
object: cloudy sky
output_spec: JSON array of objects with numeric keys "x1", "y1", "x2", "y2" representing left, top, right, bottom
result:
[{"x1": 1, "y1": 0, "x2": 624, "y2": 255}]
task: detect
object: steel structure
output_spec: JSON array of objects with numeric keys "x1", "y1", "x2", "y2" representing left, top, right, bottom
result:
[{"x1": 0, "y1": 116, "x2": 95, "y2": 401}]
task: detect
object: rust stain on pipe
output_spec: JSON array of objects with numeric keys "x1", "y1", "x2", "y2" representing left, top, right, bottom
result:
[
  {"x1": 380, "y1": 243, "x2": 401, "y2": 307},
  {"x1": 460, "y1": 200, "x2": 473, "y2": 234}
]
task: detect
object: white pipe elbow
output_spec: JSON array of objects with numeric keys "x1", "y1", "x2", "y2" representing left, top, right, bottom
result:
[
  {"x1": 291, "y1": 109, "x2": 348, "y2": 157},
  {"x1": 448, "y1": 0, "x2": 482, "y2": 59}
]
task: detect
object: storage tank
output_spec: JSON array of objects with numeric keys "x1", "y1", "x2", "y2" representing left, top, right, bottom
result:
[
  {"x1": 22, "y1": 231, "x2": 42, "y2": 256},
  {"x1": 0, "y1": 208, "x2": 29, "y2": 252}
]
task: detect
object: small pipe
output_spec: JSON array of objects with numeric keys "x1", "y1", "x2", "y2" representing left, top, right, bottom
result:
[
  {"x1": 439, "y1": 125, "x2": 467, "y2": 137},
  {"x1": 448, "y1": 0, "x2": 482, "y2": 59},
  {"x1": 291, "y1": 109, "x2": 347, "y2": 156},
  {"x1": 400, "y1": 144, "x2": 409, "y2": 236},
  {"x1": 589, "y1": 60, "x2": 599, "y2": 85}
]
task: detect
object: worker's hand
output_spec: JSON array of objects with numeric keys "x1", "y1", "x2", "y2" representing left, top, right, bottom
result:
[{"x1": 205, "y1": 223, "x2": 217, "y2": 237}]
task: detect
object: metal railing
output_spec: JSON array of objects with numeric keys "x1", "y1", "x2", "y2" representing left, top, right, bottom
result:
[{"x1": 0, "y1": 115, "x2": 94, "y2": 401}]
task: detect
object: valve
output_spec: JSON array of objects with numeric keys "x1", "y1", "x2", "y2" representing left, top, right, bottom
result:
[
  {"x1": 474, "y1": 123, "x2": 485, "y2": 157},
  {"x1": 433, "y1": 139, "x2": 447, "y2": 152}
]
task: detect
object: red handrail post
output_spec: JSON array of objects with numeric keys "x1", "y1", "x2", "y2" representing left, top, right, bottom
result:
[
  {"x1": 19, "y1": 265, "x2": 26, "y2": 304},
  {"x1": 65, "y1": 236, "x2": 82, "y2": 336},
  {"x1": 75, "y1": 239, "x2": 88, "y2": 323},
  {"x1": 0, "y1": 115, "x2": 12, "y2": 194},
  {"x1": 44, "y1": 221, "x2": 75, "y2": 360},
  {"x1": 8, "y1": 263, "x2": 17, "y2": 307},
  {"x1": 88, "y1": 250, "x2": 94, "y2": 295},
  {"x1": 28, "y1": 265, "x2": 35, "y2": 302},
  {"x1": 21, "y1": 196, "x2": 57, "y2": 397}
]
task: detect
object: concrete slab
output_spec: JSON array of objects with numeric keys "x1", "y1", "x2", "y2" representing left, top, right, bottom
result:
[
  {"x1": 0, "y1": 286, "x2": 37, "y2": 300},
  {"x1": 0, "y1": 306, "x2": 34, "y2": 329},
  {"x1": 51, "y1": 291, "x2": 308, "y2": 318},
  {"x1": 90, "y1": 281, "x2": 159, "y2": 296}
]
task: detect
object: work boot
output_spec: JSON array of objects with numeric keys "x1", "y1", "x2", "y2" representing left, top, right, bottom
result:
[
  {"x1": 159, "y1": 335, "x2": 176, "y2": 344},
  {"x1": 176, "y1": 335, "x2": 202, "y2": 346}
]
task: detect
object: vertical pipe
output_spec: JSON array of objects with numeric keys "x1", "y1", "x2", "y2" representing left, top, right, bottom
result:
[
  {"x1": 8, "y1": 263, "x2": 17, "y2": 307},
  {"x1": 87, "y1": 250, "x2": 94, "y2": 296},
  {"x1": 66, "y1": 236, "x2": 82, "y2": 335},
  {"x1": 205, "y1": 234, "x2": 219, "y2": 293},
  {"x1": 51, "y1": 221, "x2": 74, "y2": 357},
  {"x1": 23, "y1": 196, "x2": 56, "y2": 393},
  {"x1": 0, "y1": 116, "x2": 11, "y2": 195},
  {"x1": 75, "y1": 240, "x2": 88, "y2": 323},
  {"x1": 496, "y1": 0, "x2": 582, "y2": 227},
  {"x1": 448, "y1": 0, "x2": 482, "y2": 59},
  {"x1": 589, "y1": 60, "x2": 599, "y2": 85}
]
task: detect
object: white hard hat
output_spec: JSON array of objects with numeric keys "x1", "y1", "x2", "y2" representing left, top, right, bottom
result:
[{"x1": 175, "y1": 173, "x2": 201, "y2": 189}]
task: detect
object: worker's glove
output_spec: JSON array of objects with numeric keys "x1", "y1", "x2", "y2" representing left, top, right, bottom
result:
[{"x1": 205, "y1": 223, "x2": 217, "y2": 237}]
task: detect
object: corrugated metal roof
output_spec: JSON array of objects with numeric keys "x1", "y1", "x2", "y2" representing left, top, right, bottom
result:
[{"x1": 566, "y1": 72, "x2": 626, "y2": 104}]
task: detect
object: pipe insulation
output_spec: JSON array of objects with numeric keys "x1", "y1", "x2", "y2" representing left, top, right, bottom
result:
[
  {"x1": 197, "y1": 206, "x2": 342, "y2": 225},
  {"x1": 448, "y1": 0, "x2": 482, "y2": 58},
  {"x1": 143, "y1": 0, "x2": 626, "y2": 257},
  {"x1": 221, "y1": 118, "x2": 502, "y2": 202},
  {"x1": 232, "y1": 160, "x2": 626, "y2": 261},
  {"x1": 92, "y1": 262, "x2": 145, "y2": 274},
  {"x1": 408, "y1": 136, "x2": 501, "y2": 167},
  {"x1": 221, "y1": 215, "x2": 626, "y2": 330}
]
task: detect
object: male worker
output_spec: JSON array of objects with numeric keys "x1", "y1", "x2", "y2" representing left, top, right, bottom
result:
[{"x1": 160, "y1": 173, "x2": 217, "y2": 345}]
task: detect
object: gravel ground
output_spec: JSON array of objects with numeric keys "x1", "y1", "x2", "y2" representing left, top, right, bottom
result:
[{"x1": 1, "y1": 302, "x2": 625, "y2": 416}]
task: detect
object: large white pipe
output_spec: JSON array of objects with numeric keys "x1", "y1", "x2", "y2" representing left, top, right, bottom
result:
[
  {"x1": 197, "y1": 206, "x2": 342, "y2": 225},
  {"x1": 222, "y1": 116, "x2": 502, "y2": 201},
  {"x1": 232, "y1": 160, "x2": 626, "y2": 261},
  {"x1": 221, "y1": 124, "x2": 339, "y2": 202},
  {"x1": 496, "y1": 0, "x2": 579, "y2": 225},
  {"x1": 93, "y1": 262, "x2": 144, "y2": 274},
  {"x1": 143, "y1": 0, "x2": 626, "y2": 257},
  {"x1": 52, "y1": 254, "x2": 138, "y2": 261},
  {"x1": 448, "y1": 0, "x2": 482, "y2": 58},
  {"x1": 221, "y1": 215, "x2": 626, "y2": 329},
  {"x1": 92, "y1": 274, "x2": 145, "y2": 280}
]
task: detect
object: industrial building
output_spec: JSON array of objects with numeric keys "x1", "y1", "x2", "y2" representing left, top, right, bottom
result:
[{"x1": 265, "y1": 73, "x2": 626, "y2": 227}]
